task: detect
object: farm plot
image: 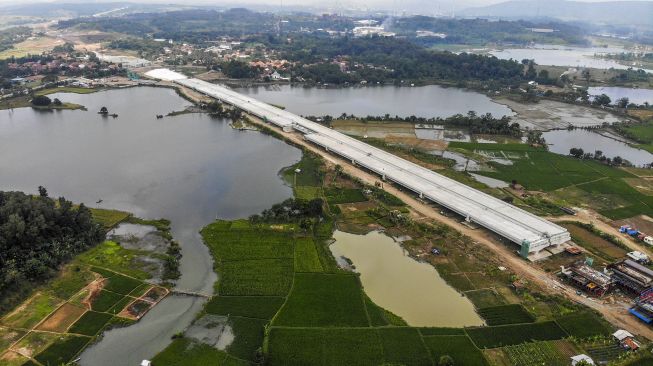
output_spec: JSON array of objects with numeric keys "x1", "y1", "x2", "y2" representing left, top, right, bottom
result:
[
  {"x1": 90, "y1": 290, "x2": 125, "y2": 312},
  {"x1": 584, "y1": 342, "x2": 626, "y2": 363},
  {"x1": 225, "y1": 316, "x2": 267, "y2": 362},
  {"x1": 36, "y1": 303, "x2": 86, "y2": 333},
  {"x1": 218, "y1": 258, "x2": 294, "y2": 296},
  {"x1": 378, "y1": 328, "x2": 432, "y2": 366},
  {"x1": 477, "y1": 304, "x2": 535, "y2": 326},
  {"x1": 466, "y1": 321, "x2": 567, "y2": 348},
  {"x1": 294, "y1": 238, "x2": 323, "y2": 272},
  {"x1": 1, "y1": 293, "x2": 62, "y2": 329},
  {"x1": 504, "y1": 340, "x2": 570, "y2": 366},
  {"x1": 68, "y1": 311, "x2": 113, "y2": 336},
  {"x1": 0, "y1": 327, "x2": 26, "y2": 353},
  {"x1": 555, "y1": 311, "x2": 613, "y2": 339},
  {"x1": 205, "y1": 296, "x2": 284, "y2": 320},
  {"x1": 267, "y1": 328, "x2": 384, "y2": 366},
  {"x1": 34, "y1": 335, "x2": 90, "y2": 366},
  {"x1": 273, "y1": 273, "x2": 369, "y2": 327},
  {"x1": 422, "y1": 335, "x2": 488, "y2": 366},
  {"x1": 151, "y1": 338, "x2": 246, "y2": 366}
]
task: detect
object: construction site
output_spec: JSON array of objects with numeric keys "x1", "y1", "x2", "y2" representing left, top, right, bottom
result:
[{"x1": 144, "y1": 68, "x2": 572, "y2": 257}]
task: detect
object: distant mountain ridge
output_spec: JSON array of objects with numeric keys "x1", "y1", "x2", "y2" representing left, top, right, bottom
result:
[{"x1": 460, "y1": 0, "x2": 653, "y2": 26}]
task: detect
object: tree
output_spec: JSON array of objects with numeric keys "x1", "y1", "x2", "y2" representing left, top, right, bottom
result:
[
  {"x1": 38, "y1": 186, "x2": 48, "y2": 198},
  {"x1": 594, "y1": 150, "x2": 603, "y2": 160},
  {"x1": 613, "y1": 156, "x2": 623, "y2": 165},
  {"x1": 616, "y1": 97, "x2": 629, "y2": 109},
  {"x1": 31, "y1": 95, "x2": 51, "y2": 106},
  {"x1": 582, "y1": 69, "x2": 591, "y2": 84},
  {"x1": 569, "y1": 147, "x2": 584, "y2": 158},
  {"x1": 592, "y1": 94, "x2": 611, "y2": 106},
  {"x1": 438, "y1": 355, "x2": 454, "y2": 366},
  {"x1": 52, "y1": 98, "x2": 62, "y2": 106}
]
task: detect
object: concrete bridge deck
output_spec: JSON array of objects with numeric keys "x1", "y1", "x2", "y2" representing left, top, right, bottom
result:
[{"x1": 144, "y1": 70, "x2": 570, "y2": 254}]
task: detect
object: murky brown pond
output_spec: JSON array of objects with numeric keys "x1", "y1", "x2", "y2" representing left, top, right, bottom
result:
[{"x1": 330, "y1": 230, "x2": 484, "y2": 327}]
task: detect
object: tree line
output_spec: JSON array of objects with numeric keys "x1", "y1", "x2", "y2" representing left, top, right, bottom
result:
[
  {"x1": 306, "y1": 111, "x2": 521, "y2": 137},
  {"x1": 0, "y1": 188, "x2": 105, "y2": 313}
]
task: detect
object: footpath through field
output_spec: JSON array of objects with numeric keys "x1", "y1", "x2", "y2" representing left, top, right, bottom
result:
[{"x1": 244, "y1": 114, "x2": 653, "y2": 340}]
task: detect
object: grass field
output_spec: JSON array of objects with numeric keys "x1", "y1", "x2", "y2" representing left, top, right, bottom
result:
[
  {"x1": 273, "y1": 273, "x2": 369, "y2": 327},
  {"x1": 465, "y1": 289, "x2": 507, "y2": 308},
  {"x1": 561, "y1": 223, "x2": 627, "y2": 262},
  {"x1": 477, "y1": 304, "x2": 535, "y2": 326},
  {"x1": 466, "y1": 321, "x2": 567, "y2": 348},
  {"x1": 77, "y1": 242, "x2": 152, "y2": 280},
  {"x1": 324, "y1": 187, "x2": 367, "y2": 204},
  {"x1": 0, "y1": 36, "x2": 65, "y2": 59},
  {"x1": 450, "y1": 142, "x2": 653, "y2": 219},
  {"x1": 35, "y1": 87, "x2": 99, "y2": 96},
  {"x1": 90, "y1": 208, "x2": 131, "y2": 230}
]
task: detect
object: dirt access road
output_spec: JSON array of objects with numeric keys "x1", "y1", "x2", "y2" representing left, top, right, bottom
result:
[{"x1": 245, "y1": 115, "x2": 653, "y2": 339}]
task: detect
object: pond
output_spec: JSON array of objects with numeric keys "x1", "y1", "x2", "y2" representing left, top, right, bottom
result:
[
  {"x1": 237, "y1": 84, "x2": 514, "y2": 118},
  {"x1": 543, "y1": 129, "x2": 653, "y2": 166},
  {"x1": 588, "y1": 86, "x2": 653, "y2": 105},
  {"x1": 0, "y1": 86, "x2": 301, "y2": 365},
  {"x1": 329, "y1": 230, "x2": 484, "y2": 327},
  {"x1": 490, "y1": 44, "x2": 653, "y2": 72}
]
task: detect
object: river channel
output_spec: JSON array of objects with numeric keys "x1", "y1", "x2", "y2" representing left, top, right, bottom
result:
[
  {"x1": 0, "y1": 87, "x2": 301, "y2": 365},
  {"x1": 330, "y1": 230, "x2": 484, "y2": 327}
]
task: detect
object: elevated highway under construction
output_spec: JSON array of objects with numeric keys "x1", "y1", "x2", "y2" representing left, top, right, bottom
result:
[{"x1": 145, "y1": 69, "x2": 571, "y2": 255}]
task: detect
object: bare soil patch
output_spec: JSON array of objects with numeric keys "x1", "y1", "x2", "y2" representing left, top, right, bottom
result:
[{"x1": 36, "y1": 303, "x2": 86, "y2": 333}]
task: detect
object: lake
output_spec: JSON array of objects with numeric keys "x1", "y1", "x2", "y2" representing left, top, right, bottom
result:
[
  {"x1": 588, "y1": 86, "x2": 653, "y2": 105},
  {"x1": 543, "y1": 129, "x2": 653, "y2": 166},
  {"x1": 0, "y1": 86, "x2": 301, "y2": 365},
  {"x1": 237, "y1": 84, "x2": 514, "y2": 118},
  {"x1": 329, "y1": 230, "x2": 484, "y2": 327},
  {"x1": 491, "y1": 44, "x2": 652, "y2": 72}
]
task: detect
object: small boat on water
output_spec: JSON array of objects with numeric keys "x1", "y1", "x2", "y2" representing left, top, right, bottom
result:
[
  {"x1": 156, "y1": 114, "x2": 164, "y2": 119},
  {"x1": 110, "y1": 113, "x2": 118, "y2": 118}
]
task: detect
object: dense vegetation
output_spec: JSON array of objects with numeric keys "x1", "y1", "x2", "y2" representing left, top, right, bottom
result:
[
  {"x1": 0, "y1": 189, "x2": 105, "y2": 312},
  {"x1": 390, "y1": 17, "x2": 588, "y2": 46},
  {"x1": 316, "y1": 111, "x2": 521, "y2": 137},
  {"x1": 0, "y1": 26, "x2": 31, "y2": 53},
  {"x1": 262, "y1": 35, "x2": 524, "y2": 85}
]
